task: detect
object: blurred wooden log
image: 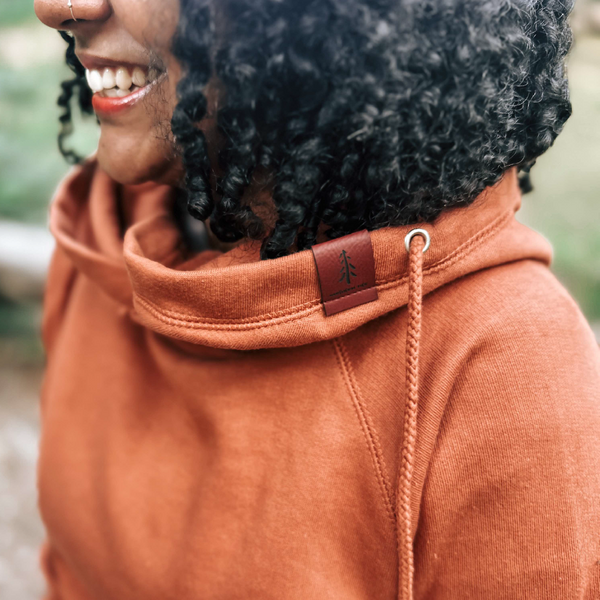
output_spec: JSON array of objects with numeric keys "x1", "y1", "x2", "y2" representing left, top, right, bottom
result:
[{"x1": 0, "y1": 221, "x2": 54, "y2": 302}]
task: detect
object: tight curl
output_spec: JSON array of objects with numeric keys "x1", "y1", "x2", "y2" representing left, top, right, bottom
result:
[
  {"x1": 173, "y1": 0, "x2": 573, "y2": 258},
  {"x1": 57, "y1": 31, "x2": 94, "y2": 164},
  {"x1": 61, "y1": 0, "x2": 573, "y2": 259}
]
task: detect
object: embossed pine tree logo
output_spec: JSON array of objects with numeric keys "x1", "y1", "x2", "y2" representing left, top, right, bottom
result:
[{"x1": 339, "y1": 249, "x2": 357, "y2": 284}]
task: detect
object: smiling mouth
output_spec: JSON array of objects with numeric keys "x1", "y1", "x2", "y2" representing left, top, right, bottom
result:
[
  {"x1": 84, "y1": 64, "x2": 165, "y2": 114},
  {"x1": 87, "y1": 65, "x2": 157, "y2": 96}
]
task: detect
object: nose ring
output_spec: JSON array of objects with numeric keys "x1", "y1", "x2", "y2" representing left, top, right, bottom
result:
[{"x1": 67, "y1": 0, "x2": 77, "y2": 21}]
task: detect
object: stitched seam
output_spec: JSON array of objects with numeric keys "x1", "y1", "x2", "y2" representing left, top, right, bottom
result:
[
  {"x1": 375, "y1": 206, "x2": 513, "y2": 292},
  {"x1": 417, "y1": 207, "x2": 512, "y2": 277},
  {"x1": 332, "y1": 338, "x2": 397, "y2": 524},
  {"x1": 137, "y1": 297, "x2": 321, "y2": 325},
  {"x1": 135, "y1": 295, "x2": 322, "y2": 331},
  {"x1": 135, "y1": 207, "x2": 513, "y2": 329},
  {"x1": 324, "y1": 286, "x2": 377, "y2": 306}
]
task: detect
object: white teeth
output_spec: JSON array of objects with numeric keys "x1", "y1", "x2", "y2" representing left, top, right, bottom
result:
[
  {"x1": 103, "y1": 88, "x2": 130, "y2": 98},
  {"x1": 102, "y1": 68, "x2": 116, "y2": 89},
  {"x1": 85, "y1": 66, "x2": 152, "y2": 95},
  {"x1": 132, "y1": 67, "x2": 146, "y2": 87},
  {"x1": 88, "y1": 69, "x2": 104, "y2": 93},
  {"x1": 115, "y1": 67, "x2": 132, "y2": 91}
]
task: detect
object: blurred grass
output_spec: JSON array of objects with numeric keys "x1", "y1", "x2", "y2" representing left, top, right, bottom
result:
[
  {"x1": 0, "y1": 298, "x2": 39, "y2": 337},
  {"x1": 0, "y1": 10, "x2": 598, "y2": 326},
  {"x1": 0, "y1": 298, "x2": 44, "y2": 365},
  {"x1": 0, "y1": 7, "x2": 97, "y2": 362},
  {"x1": 0, "y1": 0, "x2": 34, "y2": 28},
  {"x1": 0, "y1": 15, "x2": 98, "y2": 224}
]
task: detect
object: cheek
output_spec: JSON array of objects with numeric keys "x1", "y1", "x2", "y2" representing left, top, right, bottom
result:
[
  {"x1": 96, "y1": 81, "x2": 181, "y2": 186},
  {"x1": 93, "y1": 0, "x2": 182, "y2": 185},
  {"x1": 114, "y1": 0, "x2": 179, "y2": 52}
]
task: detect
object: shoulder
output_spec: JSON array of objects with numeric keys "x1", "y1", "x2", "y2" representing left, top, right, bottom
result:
[
  {"x1": 424, "y1": 258, "x2": 600, "y2": 473},
  {"x1": 414, "y1": 258, "x2": 600, "y2": 495},
  {"x1": 416, "y1": 259, "x2": 600, "y2": 599},
  {"x1": 425, "y1": 258, "x2": 599, "y2": 378}
]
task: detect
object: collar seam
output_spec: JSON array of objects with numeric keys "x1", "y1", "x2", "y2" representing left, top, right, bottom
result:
[{"x1": 131, "y1": 207, "x2": 515, "y2": 330}]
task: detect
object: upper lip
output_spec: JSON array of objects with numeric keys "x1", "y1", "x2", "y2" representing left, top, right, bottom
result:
[{"x1": 76, "y1": 52, "x2": 151, "y2": 73}]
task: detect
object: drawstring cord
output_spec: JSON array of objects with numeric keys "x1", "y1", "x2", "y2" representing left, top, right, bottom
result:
[{"x1": 397, "y1": 228, "x2": 430, "y2": 600}]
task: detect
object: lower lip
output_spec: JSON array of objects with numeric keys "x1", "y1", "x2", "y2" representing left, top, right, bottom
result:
[{"x1": 91, "y1": 80, "x2": 156, "y2": 116}]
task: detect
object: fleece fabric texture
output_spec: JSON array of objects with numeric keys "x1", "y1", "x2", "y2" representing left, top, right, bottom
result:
[{"x1": 38, "y1": 158, "x2": 600, "y2": 599}]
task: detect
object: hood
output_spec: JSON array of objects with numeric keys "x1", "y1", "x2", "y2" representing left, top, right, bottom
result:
[{"x1": 49, "y1": 158, "x2": 552, "y2": 351}]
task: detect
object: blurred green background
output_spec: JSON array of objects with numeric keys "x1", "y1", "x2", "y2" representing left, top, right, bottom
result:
[
  {"x1": 1, "y1": 0, "x2": 98, "y2": 366},
  {"x1": 0, "y1": 0, "x2": 599, "y2": 364}
]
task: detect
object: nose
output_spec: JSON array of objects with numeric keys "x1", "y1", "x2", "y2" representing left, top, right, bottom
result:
[{"x1": 34, "y1": 0, "x2": 112, "y2": 30}]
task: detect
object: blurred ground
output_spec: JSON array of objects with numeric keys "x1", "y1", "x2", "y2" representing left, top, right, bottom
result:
[
  {"x1": 0, "y1": 355, "x2": 45, "y2": 600},
  {"x1": 0, "y1": 2, "x2": 599, "y2": 599}
]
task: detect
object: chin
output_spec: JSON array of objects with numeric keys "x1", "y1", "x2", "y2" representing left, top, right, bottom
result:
[{"x1": 96, "y1": 128, "x2": 183, "y2": 187}]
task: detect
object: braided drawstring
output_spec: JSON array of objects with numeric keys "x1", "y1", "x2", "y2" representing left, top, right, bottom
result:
[{"x1": 397, "y1": 228, "x2": 430, "y2": 600}]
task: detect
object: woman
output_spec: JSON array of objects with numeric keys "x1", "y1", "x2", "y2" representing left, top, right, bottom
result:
[{"x1": 33, "y1": 0, "x2": 600, "y2": 598}]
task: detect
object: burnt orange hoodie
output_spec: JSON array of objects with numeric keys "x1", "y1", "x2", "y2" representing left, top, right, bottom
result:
[{"x1": 38, "y1": 158, "x2": 600, "y2": 600}]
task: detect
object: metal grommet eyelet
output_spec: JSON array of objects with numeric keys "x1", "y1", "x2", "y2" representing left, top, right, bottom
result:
[{"x1": 404, "y1": 228, "x2": 431, "y2": 254}]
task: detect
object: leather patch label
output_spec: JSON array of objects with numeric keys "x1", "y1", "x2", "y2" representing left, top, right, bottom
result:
[{"x1": 311, "y1": 230, "x2": 378, "y2": 316}]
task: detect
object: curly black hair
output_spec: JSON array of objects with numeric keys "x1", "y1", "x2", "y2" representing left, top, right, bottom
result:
[
  {"x1": 57, "y1": 31, "x2": 94, "y2": 164},
  {"x1": 59, "y1": 0, "x2": 573, "y2": 259}
]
